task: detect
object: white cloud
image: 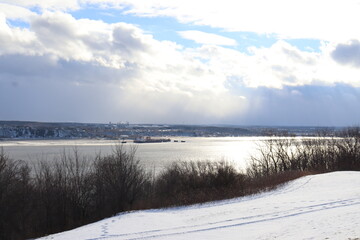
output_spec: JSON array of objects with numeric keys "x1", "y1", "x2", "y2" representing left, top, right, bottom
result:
[
  {"x1": 4, "y1": 0, "x2": 360, "y2": 42},
  {"x1": 0, "y1": 15, "x2": 39, "y2": 55},
  {"x1": 178, "y1": 30, "x2": 237, "y2": 46},
  {"x1": 0, "y1": 0, "x2": 80, "y2": 11},
  {"x1": 0, "y1": 3, "x2": 36, "y2": 21},
  {"x1": 116, "y1": 0, "x2": 360, "y2": 42},
  {"x1": 183, "y1": 39, "x2": 360, "y2": 90},
  {"x1": 4, "y1": 9, "x2": 358, "y2": 92}
]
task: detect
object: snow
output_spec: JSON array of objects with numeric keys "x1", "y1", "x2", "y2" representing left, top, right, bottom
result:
[{"x1": 37, "y1": 172, "x2": 360, "y2": 240}]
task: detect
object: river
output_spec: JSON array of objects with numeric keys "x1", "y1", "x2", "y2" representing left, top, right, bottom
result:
[{"x1": 0, "y1": 137, "x2": 269, "y2": 172}]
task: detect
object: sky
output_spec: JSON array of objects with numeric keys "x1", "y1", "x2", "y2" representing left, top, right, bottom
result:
[{"x1": 1, "y1": 0, "x2": 360, "y2": 126}]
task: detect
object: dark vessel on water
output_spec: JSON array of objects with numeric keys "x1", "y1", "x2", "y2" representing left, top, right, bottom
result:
[{"x1": 134, "y1": 136, "x2": 171, "y2": 143}]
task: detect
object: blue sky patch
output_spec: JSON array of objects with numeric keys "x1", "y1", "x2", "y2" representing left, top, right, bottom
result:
[
  {"x1": 70, "y1": 7, "x2": 321, "y2": 54},
  {"x1": 285, "y1": 39, "x2": 322, "y2": 52},
  {"x1": 7, "y1": 19, "x2": 30, "y2": 29}
]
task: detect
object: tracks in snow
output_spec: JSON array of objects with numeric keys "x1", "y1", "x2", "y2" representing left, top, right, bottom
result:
[{"x1": 87, "y1": 196, "x2": 360, "y2": 240}]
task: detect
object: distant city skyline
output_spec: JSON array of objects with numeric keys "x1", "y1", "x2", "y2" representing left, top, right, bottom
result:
[{"x1": 1, "y1": 1, "x2": 360, "y2": 126}]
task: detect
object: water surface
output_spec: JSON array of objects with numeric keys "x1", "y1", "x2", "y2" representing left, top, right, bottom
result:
[{"x1": 1, "y1": 137, "x2": 269, "y2": 172}]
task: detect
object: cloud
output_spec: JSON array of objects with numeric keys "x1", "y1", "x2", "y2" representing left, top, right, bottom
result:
[
  {"x1": 0, "y1": 16, "x2": 40, "y2": 56},
  {"x1": 0, "y1": 0, "x2": 80, "y2": 11},
  {"x1": 0, "y1": 54, "x2": 247, "y2": 123},
  {"x1": 0, "y1": 3, "x2": 36, "y2": 21},
  {"x1": 185, "y1": 41, "x2": 329, "y2": 89},
  {"x1": 178, "y1": 30, "x2": 237, "y2": 46},
  {"x1": 0, "y1": 11, "x2": 248, "y2": 123},
  {"x1": 230, "y1": 85, "x2": 360, "y2": 126},
  {"x1": 1, "y1": 2, "x2": 360, "y2": 125},
  {"x1": 331, "y1": 40, "x2": 360, "y2": 67},
  {"x1": 4, "y1": 0, "x2": 360, "y2": 42},
  {"x1": 117, "y1": 0, "x2": 360, "y2": 42}
]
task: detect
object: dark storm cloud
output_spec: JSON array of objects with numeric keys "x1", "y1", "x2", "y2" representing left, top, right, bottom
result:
[
  {"x1": 2, "y1": 50, "x2": 360, "y2": 125},
  {"x1": 0, "y1": 54, "x2": 138, "y2": 83},
  {"x1": 0, "y1": 54, "x2": 55, "y2": 77},
  {"x1": 232, "y1": 85, "x2": 360, "y2": 126},
  {"x1": 331, "y1": 40, "x2": 360, "y2": 67},
  {"x1": 0, "y1": 54, "x2": 139, "y2": 122},
  {"x1": 0, "y1": 77, "x2": 122, "y2": 122}
]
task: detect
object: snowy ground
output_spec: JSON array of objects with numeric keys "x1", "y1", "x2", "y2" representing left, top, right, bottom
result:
[{"x1": 38, "y1": 172, "x2": 360, "y2": 240}]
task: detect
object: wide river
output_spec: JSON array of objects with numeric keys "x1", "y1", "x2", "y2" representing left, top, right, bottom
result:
[{"x1": 0, "y1": 137, "x2": 269, "y2": 173}]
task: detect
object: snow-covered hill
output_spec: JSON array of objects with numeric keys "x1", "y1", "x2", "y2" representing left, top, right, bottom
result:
[{"x1": 37, "y1": 172, "x2": 360, "y2": 240}]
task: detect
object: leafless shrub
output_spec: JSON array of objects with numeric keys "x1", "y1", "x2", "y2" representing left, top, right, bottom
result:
[
  {"x1": 153, "y1": 160, "x2": 246, "y2": 206},
  {"x1": 31, "y1": 148, "x2": 94, "y2": 235},
  {"x1": 0, "y1": 147, "x2": 32, "y2": 240},
  {"x1": 91, "y1": 145, "x2": 151, "y2": 217},
  {"x1": 248, "y1": 127, "x2": 360, "y2": 178}
]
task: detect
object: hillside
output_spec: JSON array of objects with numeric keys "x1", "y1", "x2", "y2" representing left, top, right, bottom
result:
[{"x1": 37, "y1": 172, "x2": 360, "y2": 240}]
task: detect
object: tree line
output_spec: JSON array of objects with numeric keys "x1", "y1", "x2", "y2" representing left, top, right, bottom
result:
[{"x1": 0, "y1": 127, "x2": 359, "y2": 239}]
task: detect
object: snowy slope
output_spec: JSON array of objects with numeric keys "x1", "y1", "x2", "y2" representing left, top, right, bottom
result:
[{"x1": 37, "y1": 172, "x2": 360, "y2": 240}]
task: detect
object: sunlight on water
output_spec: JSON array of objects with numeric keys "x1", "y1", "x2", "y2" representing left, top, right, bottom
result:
[{"x1": 0, "y1": 137, "x2": 272, "y2": 172}]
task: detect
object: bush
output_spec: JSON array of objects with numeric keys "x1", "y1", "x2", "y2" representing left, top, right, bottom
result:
[
  {"x1": 153, "y1": 161, "x2": 246, "y2": 206},
  {"x1": 0, "y1": 145, "x2": 152, "y2": 240},
  {"x1": 247, "y1": 127, "x2": 360, "y2": 177},
  {"x1": 91, "y1": 145, "x2": 151, "y2": 218},
  {"x1": 0, "y1": 148, "x2": 32, "y2": 240},
  {"x1": 31, "y1": 148, "x2": 94, "y2": 235}
]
